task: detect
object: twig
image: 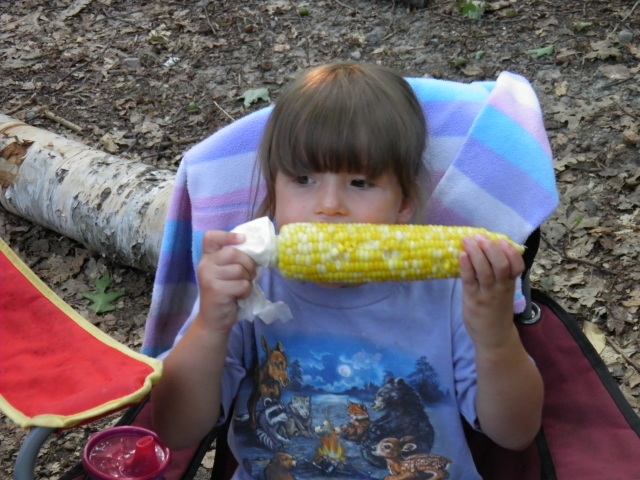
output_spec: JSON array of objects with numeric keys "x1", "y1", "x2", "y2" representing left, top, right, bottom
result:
[
  {"x1": 606, "y1": 337, "x2": 640, "y2": 373},
  {"x1": 616, "y1": 102, "x2": 640, "y2": 121},
  {"x1": 100, "y1": 7, "x2": 139, "y2": 26},
  {"x1": 203, "y1": 1, "x2": 217, "y2": 36},
  {"x1": 540, "y1": 234, "x2": 616, "y2": 275},
  {"x1": 609, "y1": 0, "x2": 639, "y2": 36},
  {"x1": 6, "y1": 93, "x2": 37, "y2": 116},
  {"x1": 289, "y1": 0, "x2": 311, "y2": 67},
  {"x1": 44, "y1": 110, "x2": 83, "y2": 133},
  {"x1": 167, "y1": 136, "x2": 202, "y2": 146},
  {"x1": 381, "y1": 31, "x2": 397, "y2": 42},
  {"x1": 213, "y1": 101, "x2": 235, "y2": 123},
  {"x1": 334, "y1": 0, "x2": 354, "y2": 10},
  {"x1": 602, "y1": 77, "x2": 633, "y2": 89}
]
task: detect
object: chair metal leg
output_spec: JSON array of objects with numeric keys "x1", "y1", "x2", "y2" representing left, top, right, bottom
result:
[
  {"x1": 518, "y1": 270, "x2": 541, "y2": 325},
  {"x1": 14, "y1": 427, "x2": 56, "y2": 480}
]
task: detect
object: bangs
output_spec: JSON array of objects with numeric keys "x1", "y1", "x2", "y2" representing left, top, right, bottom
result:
[
  {"x1": 276, "y1": 107, "x2": 390, "y2": 180},
  {"x1": 269, "y1": 77, "x2": 419, "y2": 182}
]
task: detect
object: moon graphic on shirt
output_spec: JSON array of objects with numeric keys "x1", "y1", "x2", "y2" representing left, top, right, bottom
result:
[{"x1": 337, "y1": 364, "x2": 352, "y2": 377}]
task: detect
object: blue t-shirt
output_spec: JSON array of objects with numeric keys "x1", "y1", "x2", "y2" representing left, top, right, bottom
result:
[{"x1": 173, "y1": 270, "x2": 481, "y2": 479}]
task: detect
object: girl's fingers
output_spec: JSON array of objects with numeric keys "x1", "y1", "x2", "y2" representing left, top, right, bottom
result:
[
  {"x1": 213, "y1": 261, "x2": 255, "y2": 282},
  {"x1": 199, "y1": 231, "x2": 257, "y2": 290},
  {"x1": 477, "y1": 237, "x2": 512, "y2": 281},
  {"x1": 202, "y1": 230, "x2": 246, "y2": 254},
  {"x1": 462, "y1": 236, "x2": 494, "y2": 284},
  {"x1": 461, "y1": 236, "x2": 525, "y2": 285},
  {"x1": 499, "y1": 239, "x2": 526, "y2": 279},
  {"x1": 459, "y1": 251, "x2": 479, "y2": 288}
]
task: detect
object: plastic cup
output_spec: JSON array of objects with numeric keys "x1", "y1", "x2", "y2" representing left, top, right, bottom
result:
[{"x1": 82, "y1": 426, "x2": 171, "y2": 480}]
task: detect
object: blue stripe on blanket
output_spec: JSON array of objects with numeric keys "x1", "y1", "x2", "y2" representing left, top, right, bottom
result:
[
  {"x1": 192, "y1": 231, "x2": 205, "y2": 268},
  {"x1": 407, "y1": 78, "x2": 493, "y2": 103},
  {"x1": 469, "y1": 107, "x2": 557, "y2": 194},
  {"x1": 424, "y1": 101, "x2": 483, "y2": 137},
  {"x1": 159, "y1": 219, "x2": 192, "y2": 253}
]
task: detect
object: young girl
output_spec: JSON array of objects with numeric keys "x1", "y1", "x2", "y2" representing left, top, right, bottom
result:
[{"x1": 152, "y1": 63, "x2": 543, "y2": 479}]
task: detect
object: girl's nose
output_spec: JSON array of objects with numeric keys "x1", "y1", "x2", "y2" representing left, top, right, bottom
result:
[{"x1": 315, "y1": 183, "x2": 348, "y2": 216}]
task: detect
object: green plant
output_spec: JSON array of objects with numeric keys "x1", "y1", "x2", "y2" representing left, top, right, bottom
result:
[
  {"x1": 454, "y1": 0, "x2": 486, "y2": 20},
  {"x1": 527, "y1": 45, "x2": 554, "y2": 58}
]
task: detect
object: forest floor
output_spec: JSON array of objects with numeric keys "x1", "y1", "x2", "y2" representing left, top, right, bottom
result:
[{"x1": 1, "y1": 0, "x2": 639, "y2": 478}]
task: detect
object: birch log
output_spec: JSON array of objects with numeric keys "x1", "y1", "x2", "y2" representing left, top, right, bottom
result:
[{"x1": 0, "y1": 114, "x2": 175, "y2": 272}]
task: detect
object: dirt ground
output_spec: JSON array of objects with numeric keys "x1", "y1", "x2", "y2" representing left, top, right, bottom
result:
[{"x1": 1, "y1": 0, "x2": 639, "y2": 478}]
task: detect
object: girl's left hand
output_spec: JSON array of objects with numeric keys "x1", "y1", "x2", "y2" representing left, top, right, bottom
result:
[{"x1": 459, "y1": 235, "x2": 525, "y2": 350}]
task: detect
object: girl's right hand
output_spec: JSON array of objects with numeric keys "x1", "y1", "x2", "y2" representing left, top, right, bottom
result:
[{"x1": 196, "y1": 230, "x2": 257, "y2": 332}]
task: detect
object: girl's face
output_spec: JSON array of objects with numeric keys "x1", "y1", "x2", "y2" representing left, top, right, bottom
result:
[{"x1": 273, "y1": 170, "x2": 414, "y2": 229}]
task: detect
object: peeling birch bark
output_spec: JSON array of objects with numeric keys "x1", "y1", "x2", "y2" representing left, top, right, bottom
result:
[{"x1": 0, "y1": 114, "x2": 175, "y2": 272}]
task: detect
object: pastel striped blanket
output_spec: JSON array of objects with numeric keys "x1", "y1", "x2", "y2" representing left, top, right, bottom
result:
[{"x1": 142, "y1": 71, "x2": 559, "y2": 358}]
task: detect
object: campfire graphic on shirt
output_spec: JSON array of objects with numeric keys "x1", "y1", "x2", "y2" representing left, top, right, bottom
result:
[{"x1": 312, "y1": 422, "x2": 346, "y2": 474}]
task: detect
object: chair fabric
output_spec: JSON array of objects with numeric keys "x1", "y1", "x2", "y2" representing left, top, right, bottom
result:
[
  {"x1": 0, "y1": 238, "x2": 162, "y2": 430},
  {"x1": 467, "y1": 289, "x2": 640, "y2": 479}
]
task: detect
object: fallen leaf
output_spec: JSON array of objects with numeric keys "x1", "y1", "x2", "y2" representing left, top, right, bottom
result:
[
  {"x1": 527, "y1": 45, "x2": 554, "y2": 58},
  {"x1": 556, "y1": 48, "x2": 578, "y2": 61},
  {"x1": 201, "y1": 450, "x2": 216, "y2": 469},
  {"x1": 555, "y1": 81, "x2": 568, "y2": 96},
  {"x1": 583, "y1": 321, "x2": 606, "y2": 354},
  {"x1": 238, "y1": 88, "x2": 270, "y2": 108},
  {"x1": 598, "y1": 64, "x2": 631, "y2": 80},
  {"x1": 586, "y1": 40, "x2": 621, "y2": 60},
  {"x1": 2, "y1": 11, "x2": 42, "y2": 33},
  {"x1": 83, "y1": 273, "x2": 126, "y2": 314},
  {"x1": 101, "y1": 133, "x2": 119, "y2": 153},
  {"x1": 461, "y1": 65, "x2": 483, "y2": 77},
  {"x1": 59, "y1": 0, "x2": 94, "y2": 20},
  {"x1": 572, "y1": 22, "x2": 593, "y2": 31}
]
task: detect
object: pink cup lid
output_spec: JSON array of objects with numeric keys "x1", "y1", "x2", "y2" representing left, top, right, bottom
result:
[{"x1": 83, "y1": 426, "x2": 171, "y2": 480}]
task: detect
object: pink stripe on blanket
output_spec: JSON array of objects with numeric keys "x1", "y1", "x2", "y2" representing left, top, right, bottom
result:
[
  {"x1": 190, "y1": 187, "x2": 265, "y2": 210},
  {"x1": 193, "y1": 210, "x2": 253, "y2": 232},
  {"x1": 164, "y1": 186, "x2": 191, "y2": 221},
  {"x1": 422, "y1": 201, "x2": 472, "y2": 227}
]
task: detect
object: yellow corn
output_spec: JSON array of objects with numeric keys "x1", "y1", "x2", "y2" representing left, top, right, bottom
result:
[{"x1": 277, "y1": 223, "x2": 524, "y2": 283}]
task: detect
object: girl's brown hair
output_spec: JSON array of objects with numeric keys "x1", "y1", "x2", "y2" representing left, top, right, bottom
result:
[{"x1": 254, "y1": 62, "x2": 427, "y2": 218}]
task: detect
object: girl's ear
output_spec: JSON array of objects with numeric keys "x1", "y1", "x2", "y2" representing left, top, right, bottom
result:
[{"x1": 396, "y1": 196, "x2": 416, "y2": 224}]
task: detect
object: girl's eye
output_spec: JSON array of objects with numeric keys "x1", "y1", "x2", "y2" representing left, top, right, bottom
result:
[
  {"x1": 351, "y1": 178, "x2": 373, "y2": 188},
  {"x1": 293, "y1": 175, "x2": 311, "y2": 185}
]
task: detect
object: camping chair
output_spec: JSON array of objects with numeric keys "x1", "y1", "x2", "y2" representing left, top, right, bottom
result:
[{"x1": 4, "y1": 71, "x2": 639, "y2": 480}]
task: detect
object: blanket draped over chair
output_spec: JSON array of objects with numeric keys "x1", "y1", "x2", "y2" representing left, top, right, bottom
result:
[{"x1": 142, "y1": 71, "x2": 559, "y2": 358}]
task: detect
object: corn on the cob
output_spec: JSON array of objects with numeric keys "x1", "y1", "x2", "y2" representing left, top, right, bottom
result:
[{"x1": 277, "y1": 223, "x2": 524, "y2": 283}]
